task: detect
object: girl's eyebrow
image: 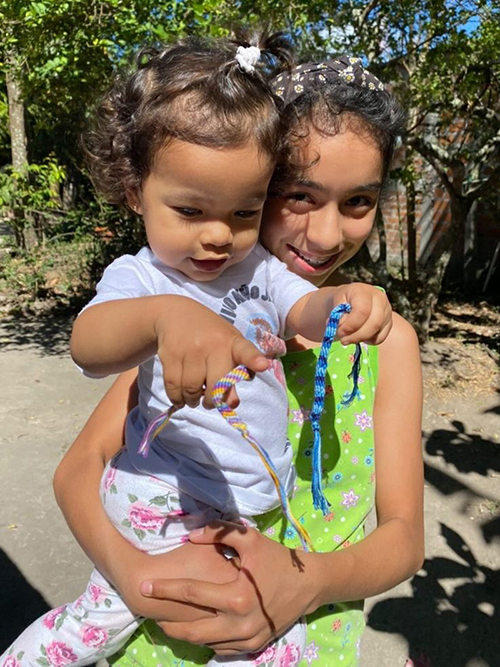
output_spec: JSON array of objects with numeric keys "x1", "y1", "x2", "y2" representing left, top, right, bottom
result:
[{"x1": 294, "y1": 179, "x2": 382, "y2": 194}]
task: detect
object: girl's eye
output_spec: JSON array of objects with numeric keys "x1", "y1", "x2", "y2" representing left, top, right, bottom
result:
[
  {"x1": 345, "y1": 195, "x2": 375, "y2": 208},
  {"x1": 174, "y1": 207, "x2": 202, "y2": 218},
  {"x1": 286, "y1": 192, "x2": 313, "y2": 204},
  {"x1": 235, "y1": 209, "x2": 260, "y2": 219}
]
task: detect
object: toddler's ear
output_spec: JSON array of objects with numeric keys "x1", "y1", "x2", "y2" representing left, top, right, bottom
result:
[{"x1": 125, "y1": 188, "x2": 142, "y2": 214}]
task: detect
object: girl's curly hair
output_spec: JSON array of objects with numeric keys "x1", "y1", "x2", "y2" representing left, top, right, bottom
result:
[{"x1": 84, "y1": 33, "x2": 293, "y2": 205}]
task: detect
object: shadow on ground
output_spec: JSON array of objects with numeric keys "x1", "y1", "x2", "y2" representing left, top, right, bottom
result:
[
  {"x1": 368, "y1": 524, "x2": 499, "y2": 666},
  {"x1": 0, "y1": 548, "x2": 50, "y2": 651},
  {"x1": 0, "y1": 315, "x2": 73, "y2": 357}
]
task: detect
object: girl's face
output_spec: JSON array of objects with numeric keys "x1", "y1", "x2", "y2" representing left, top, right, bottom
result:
[
  {"x1": 261, "y1": 127, "x2": 383, "y2": 286},
  {"x1": 127, "y1": 139, "x2": 273, "y2": 282}
]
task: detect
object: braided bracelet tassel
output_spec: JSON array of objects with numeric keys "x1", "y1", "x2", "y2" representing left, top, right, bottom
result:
[
  {"x1": 213, "y1": 366, "x2": 315, "y2": 552},
  {"x1": 310, "y1": 304, "x2": 362, "y2": 515}
]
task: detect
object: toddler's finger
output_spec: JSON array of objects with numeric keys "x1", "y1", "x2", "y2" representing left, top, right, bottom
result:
[
  {"x1": 181, "y1": 354, "x2": 207, "y2": 408},
  {"x1": 232, "y1": 337, "x2": 269, "y2": 374},
  {"x1": 162, "y1": 353, "x2": 185, "y2": 408},
  {"x1": 341, "y1": 301, "x2": 388, "y2": 345},
  {"x1": 203, "y1": 351, "x2": 236, "y2": 409}
]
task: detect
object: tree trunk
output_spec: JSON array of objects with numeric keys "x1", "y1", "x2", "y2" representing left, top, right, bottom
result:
[
  {"x1": 406, "y1": 179, "x2": 417, "y2": 297},
  {"x1": 463, "y1": 200, "x2": 478, "y2": 294},
  {"x1": 5, "y1": 50, "x2": 36, "y2": 250}
]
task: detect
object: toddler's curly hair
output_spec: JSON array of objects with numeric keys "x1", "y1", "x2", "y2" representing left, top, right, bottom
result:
[{"x1": 84, "y1": 33, "x2": 293, "y2": 205}]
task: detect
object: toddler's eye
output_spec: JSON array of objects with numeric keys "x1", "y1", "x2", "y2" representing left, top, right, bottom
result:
[
  {"x1": 174, "y1": 207, "x2": 202, "y2": 217},
  {"x1": 235, "y1": 209, "x2": 260, "y2": 219}
]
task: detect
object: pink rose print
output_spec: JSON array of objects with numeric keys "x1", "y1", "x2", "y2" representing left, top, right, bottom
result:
[
  {"x1": 291, "y1": 406, "x2": 311, "y2": 426},
  {"x1": 74, "y1": 594, "x2": 85, "y2": 610},
  {"x1": 354, "y1": 410, "x2": 373, "y2": 431},
  {"x1": 251, "y1": 644, "x2": 276, "y2": 665},
  {"x1": 2, "y1": 657, "x2": 21, "y2": 667},
  {"x1": 82, "y1": 626, "x2": 108, "y2": 649},
  {"x1": 341, "y1": 430, "x2": 352, "y2": 444},
  {"x1": 277, "y1": 642, "x2": 301, "y2": 667},
  {"x1": 341, "y1": 489, "x2": 360, "y2": 509},
  {"x1": 43, "y1": 605, "x2": 66, "y2": 630},
  {"x1": 128, "y1": 503, "x2": 165, "y2": 532},
  {"x1": 303, "y1": 641, "x2": 319, "y2": 664},
  {"x1": 88, "y1": 584, "x2": 106, "y2": 604},
  {"x1": 332, "y1": 619, "x2": 342, "y2": 632},
  {"x1": 103, "y1": 465, "x2": 117, "y2": 490},
  {"x1": 45, "y1": 641, "x2": 78, "y2": 666}
]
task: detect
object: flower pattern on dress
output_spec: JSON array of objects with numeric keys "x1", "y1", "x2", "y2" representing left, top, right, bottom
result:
[
  {"x1": 43, "y1": 641, "x2": 78, "y2": 666},
  {"x1": 291, "y1": 406, "x2": 310, "y2": 425},
  {"x1": 81, "y1": 626, "x2": 108, "y2": 649},
  {"x1": 303, "y1": 641, "x2": 319, "y2": 664},
  {"x1": 2, "y1": 657, "x2": 21, "y2": 667},
  {"x1": 331, "y1": 619, "x2": 342, "y2": 632},
  {"x1": 43, "y1": 606, "x2": 67, "y2": 630},
  {"x1": 341, "y1": 489, "x2": 360, "y2": 509},
  {"x1": 276, "y1": 643, "x2": 301, "y2": 666},
  {"x1": 354, "y1": 410, "x2": 373, "y2": 431},
  {"x1": 341, "y1": 430, "x2": 352, "y2": 443}
]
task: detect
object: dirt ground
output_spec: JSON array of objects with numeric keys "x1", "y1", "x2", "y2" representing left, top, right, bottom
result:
[{"x1": 0, "y1": 300, "x2": 499, "y2": 666}]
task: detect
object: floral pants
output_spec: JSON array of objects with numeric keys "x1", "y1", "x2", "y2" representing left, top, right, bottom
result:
[{"x1": 1, "y1": 450, "x2": 306, "y2": 667}]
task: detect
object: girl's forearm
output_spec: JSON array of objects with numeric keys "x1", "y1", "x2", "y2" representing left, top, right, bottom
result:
[
  {"x1": 53, "y1": 370, "x2": 141, "y2": 586},
  {"x1": 303, "y1": 514, "x2": 424, "y2": 613}
]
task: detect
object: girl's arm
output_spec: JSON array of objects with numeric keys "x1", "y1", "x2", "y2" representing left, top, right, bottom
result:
[
  {"x1": 139, "y1": 313, "x2": 424, "y2": 654},
  {"x1": 287, "y1": 282, "x2": 393, "y2": 346},
  {"x1": 53, "y1": 370, "x2": 239, "y2": 621}
]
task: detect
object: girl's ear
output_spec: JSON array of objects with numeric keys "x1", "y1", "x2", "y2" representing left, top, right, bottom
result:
[{"x1": 126, "y1": 188, "x2": 142, "y2": 214}]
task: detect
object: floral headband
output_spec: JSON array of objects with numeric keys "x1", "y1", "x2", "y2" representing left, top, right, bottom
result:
[{"x1": 272, "y1": 56, "x2": 385, "y2": 103}]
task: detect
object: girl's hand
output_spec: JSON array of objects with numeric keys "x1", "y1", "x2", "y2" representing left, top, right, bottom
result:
[
  {"x1": 154, "y1": 297, "x2": 269, "y2": 409},
  {"x1": 140, "y1": 521, "x2": 319, "y2": 655},
  {"x1": 333, "y1": 283, "x2": 392, "y2": 345}
]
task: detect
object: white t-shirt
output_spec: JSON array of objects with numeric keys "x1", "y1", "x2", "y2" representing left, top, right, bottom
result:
[{"x1": 85, "y1": 243, "x2": 316, "y2": 515}]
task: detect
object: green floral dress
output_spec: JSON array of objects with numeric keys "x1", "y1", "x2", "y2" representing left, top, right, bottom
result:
[{"x1": 110, "y1": 341, "x2": 378, "y2": 667}]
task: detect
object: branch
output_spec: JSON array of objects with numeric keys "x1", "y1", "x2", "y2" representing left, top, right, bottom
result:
[{"x1": 408, "y1": 136, "x2": 457, "y2": 200}]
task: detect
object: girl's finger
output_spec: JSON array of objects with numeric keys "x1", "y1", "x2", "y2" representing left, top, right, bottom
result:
[{"x1": 141, "y1": 578, "x2": 237, "y2": 614}]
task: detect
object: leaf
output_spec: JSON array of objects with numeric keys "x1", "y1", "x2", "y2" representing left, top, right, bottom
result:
[
  {"x1": 121, "y1": 519, "x2": 131, "y2": 528},
  {"x1": 133, "y1": 528, "x2": 146, "y2": 541},
  {"x1": 128, "y1": 494, "x2": 138, "y2": 503},
  {"x1": 149, "y1": 495, "x2": 168, "y2": 506},
  {"x1": 104, "y1": 598, "x2": 112, "y2": 608}
]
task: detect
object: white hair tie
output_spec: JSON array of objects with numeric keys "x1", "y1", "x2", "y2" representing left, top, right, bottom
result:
[{"x1": 235, "y1": 45, "x2": 261, "y2": 74}]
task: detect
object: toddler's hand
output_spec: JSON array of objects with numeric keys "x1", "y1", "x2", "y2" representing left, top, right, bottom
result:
[
  {"x1": 333, "y1": 283, "x2": 392, "y2": 345},
  {"x1": 154, "y1": 297, "x2": 269, "y2": 409}
]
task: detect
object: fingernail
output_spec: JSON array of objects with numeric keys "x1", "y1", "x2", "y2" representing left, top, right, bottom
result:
[
  {"x1": 140, "y1": 581, "x2": 153, "y2": 596},
  {"x1": 190, "y1": 527, "x2": 205, "y2": 537}
]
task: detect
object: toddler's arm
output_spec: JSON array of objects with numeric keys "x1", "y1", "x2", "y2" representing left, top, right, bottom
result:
[
  {"x1": 71, "y1": 295, "x2": 269, "y2": 407},
  {"x1": 287, "y1": 282, "x2": 392, "y2": 345}
]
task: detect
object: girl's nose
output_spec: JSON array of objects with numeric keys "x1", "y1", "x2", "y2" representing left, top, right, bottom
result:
[
  {"x1": 307, "y1": 207, "x2": 344, "y2": 251},
  {"x1": 200, "y1": 221, "x2": 233, "y2": 247}
]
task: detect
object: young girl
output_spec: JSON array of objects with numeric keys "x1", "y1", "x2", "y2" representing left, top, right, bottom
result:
[
  {"x1": 1, "y1": 41, "x2": 394, "y2": 667},
  {"x1": 47, "y1": 56, "x2": 423, "y2": 667}
]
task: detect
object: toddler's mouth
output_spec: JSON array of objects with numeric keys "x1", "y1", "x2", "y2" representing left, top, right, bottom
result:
[{"x1": 191, "y1": 257, "x2": 228, "y2": 272}]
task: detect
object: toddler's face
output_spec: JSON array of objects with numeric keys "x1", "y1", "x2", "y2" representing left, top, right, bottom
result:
[
  {"x1": 262, "y1": 128, "x2": 383, "y2": 286},
  {"x1": 128, "y1": 139, "x2": 273, "y2": 282}
]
